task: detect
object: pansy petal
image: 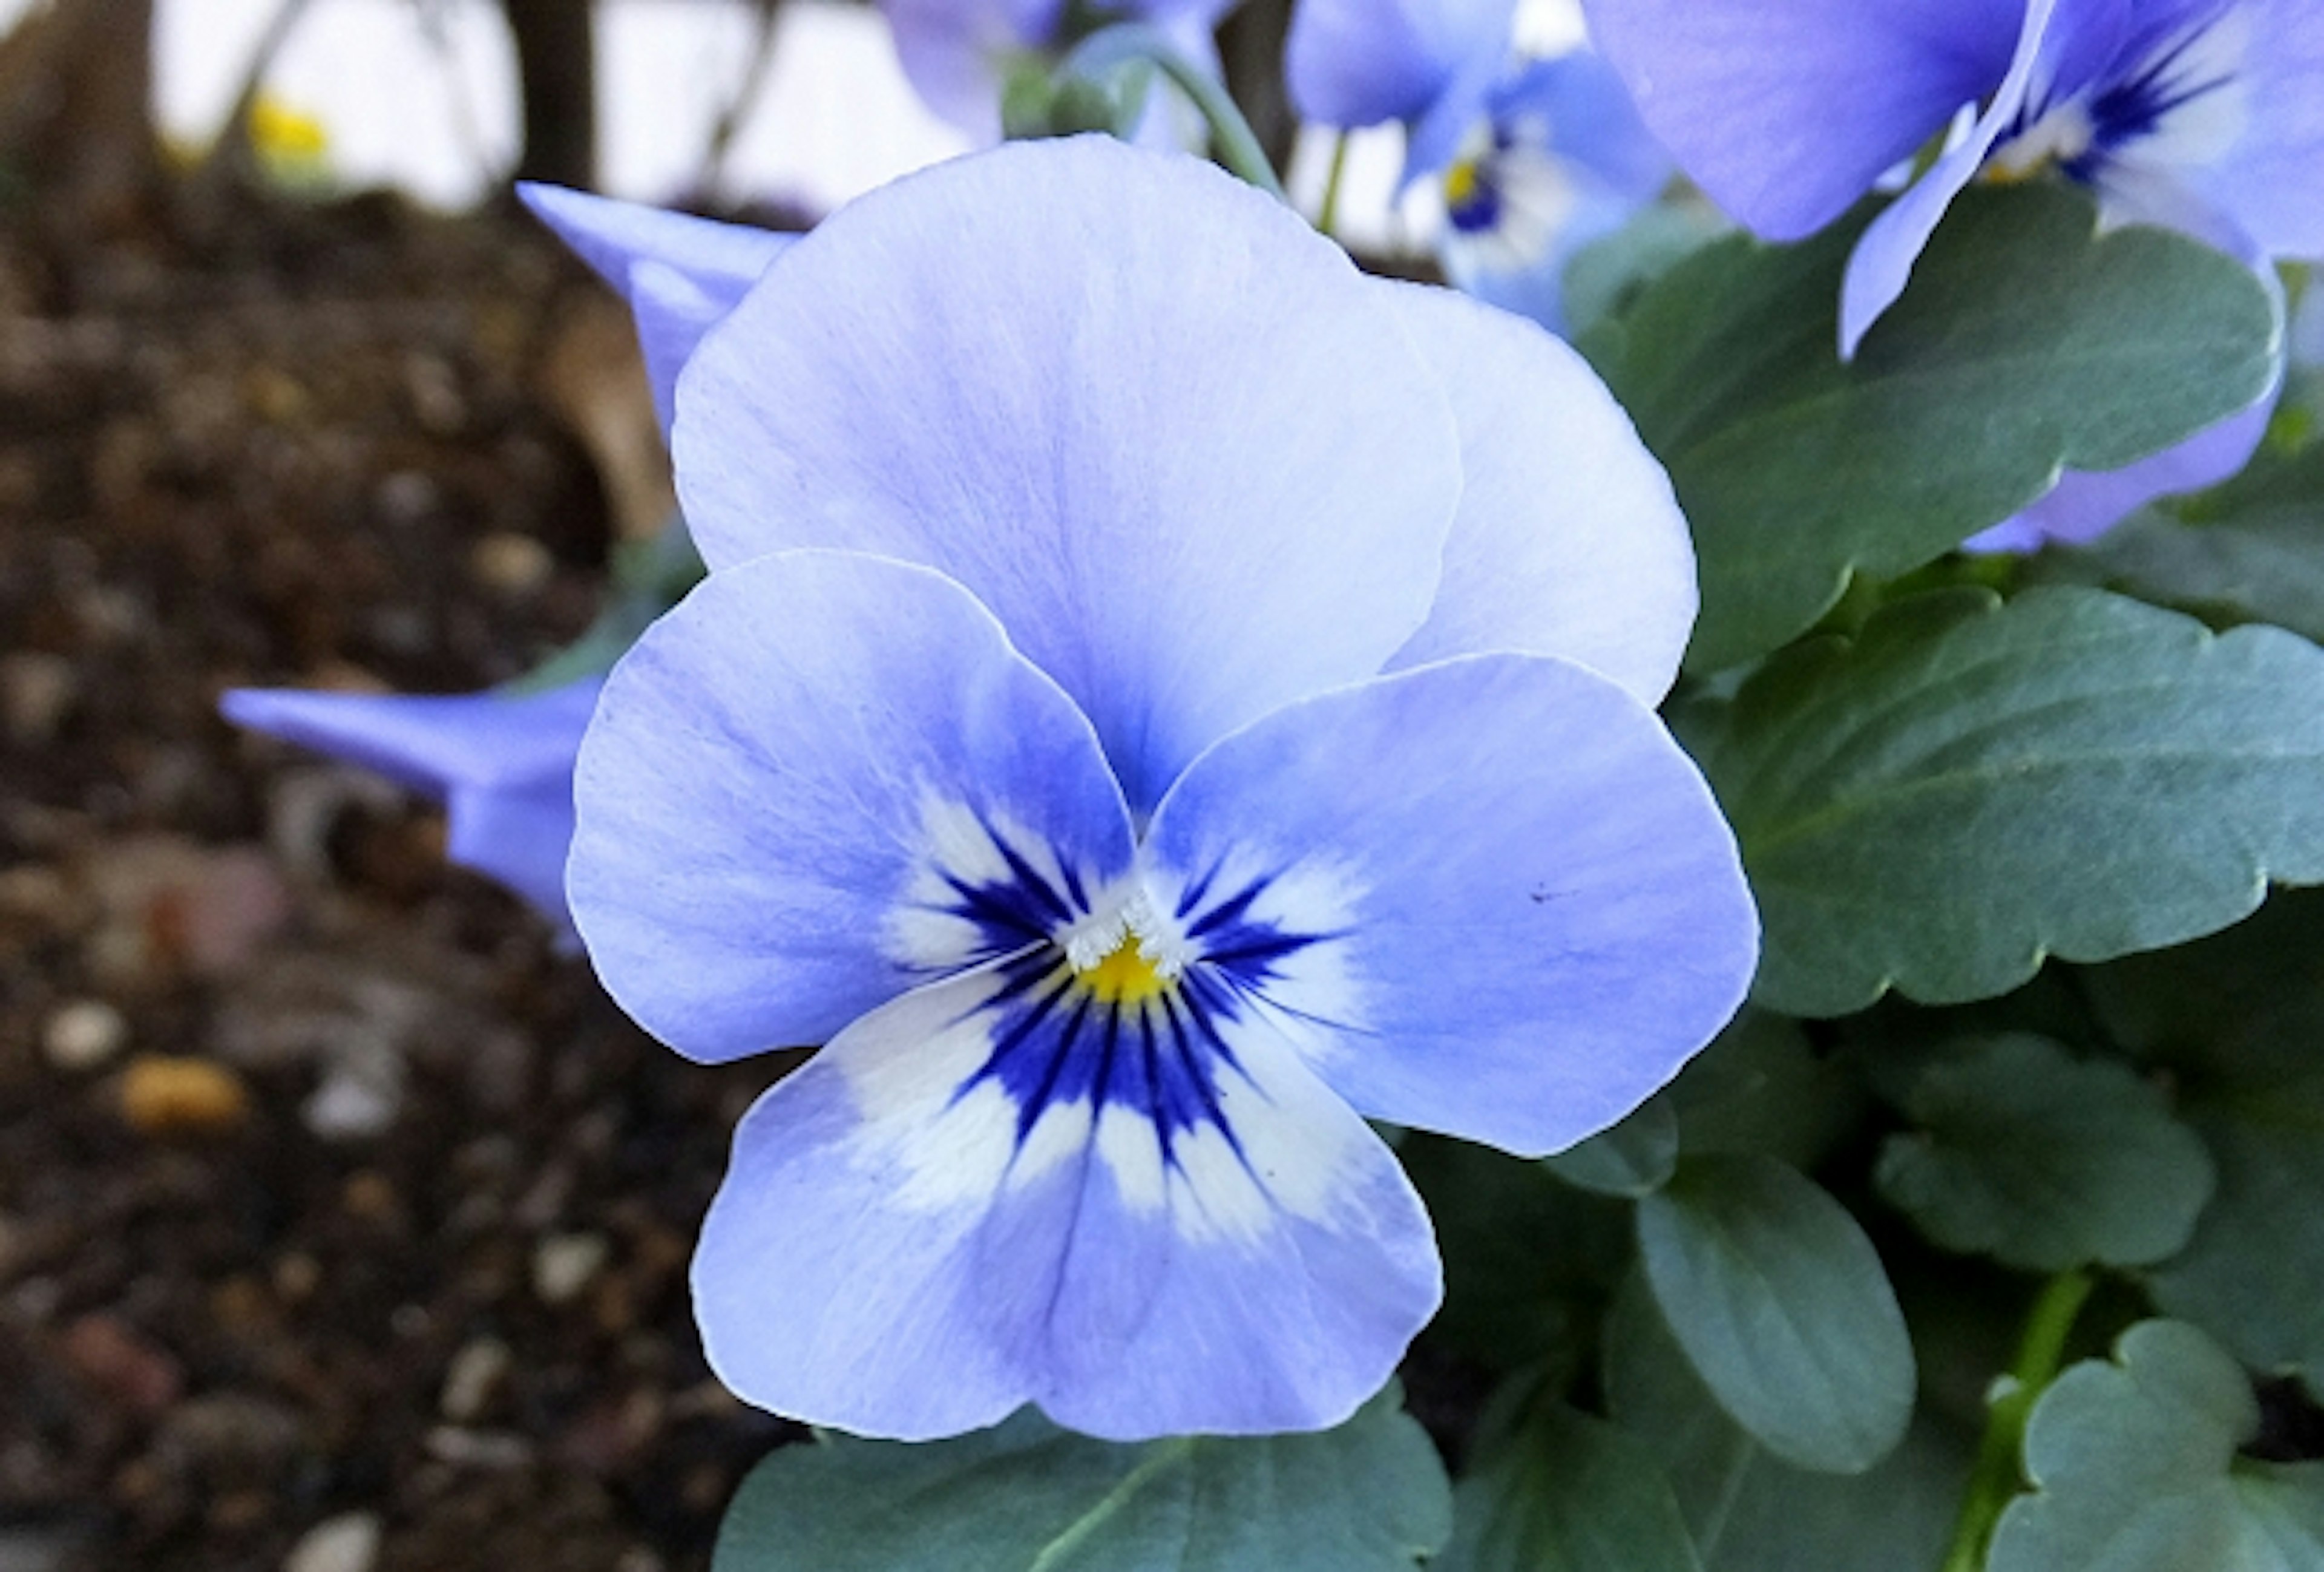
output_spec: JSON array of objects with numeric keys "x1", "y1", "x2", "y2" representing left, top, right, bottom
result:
[
  {"x1": 517, "y1": 182, "x2": 791, "y2": 302},
  {"x1": 692, "y1": 962, "x2": 1440, "y2": 1441},
  {"x1": 219, "y1": 680, "x2": 600, "y2": 798},
  {"x1": 674, "y1": 137, "x2": 1462, "y2": 811},
  {"x1": 445, "y1": 778, "x2": 578, "y2": 923},
  {"x1": 1287, "y1": 0, "x2": 1518, "y2": 130},
  {"x1": 879, "y1": 0, "x2": 1065, "y2": 140},
  {"x1": 1840, "y1": 0, "x2": 2079, "y2": 355},
  {"x1": 1583, "y1": 0, "x2": 2027, "y2": 240},
  {"x1": 626, "y1": 259, "x2": 742, "y2": 436},
  {"x1": 568, "y1": 551, "x2": 1134, "y2": 1062},
  {"x1": 1144, "y1": 653, "x2": 1756, "y2": 1159},
  {"x1": 1374, "y1": 280, "x2": 1695, "y2": 704}
]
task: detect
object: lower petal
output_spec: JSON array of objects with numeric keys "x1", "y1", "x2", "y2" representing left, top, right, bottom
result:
[{"x1": 691, "y1": 966, "x2": 1441, "y2": 1441}]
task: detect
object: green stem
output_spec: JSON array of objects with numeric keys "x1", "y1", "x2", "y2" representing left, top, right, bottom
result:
[
  {"x1": 1058, "y1": 23, "x2": 1286, "y2": 201},
  {"x1": 1937, "y1": 1269, "x2": 2095, "y2": 1572},
  {"x1": 1315, "y1": 130, "x2": 1350, "y2": 238}
]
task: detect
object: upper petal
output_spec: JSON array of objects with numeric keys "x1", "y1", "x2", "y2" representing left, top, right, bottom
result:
[
  {"x1": 692, "y1": 958, "x2": 1440, "y2": 1440},
  {"x1": 1287, "y1": 0, "x2": 1518, "y2": 130},
  {"x1": 1583, "y1": 0, "x2": 2029, "y2": 239},
  {"x1": 1143, "y1": 653, "x2": 1758, "y2": 1158},
  {"x1": 567, "y1": 550, "x2": 1135, "y2": 1061},
  {"x1": 1376, "y1": 280, "x2": 1697, "y2": 705},
  {"x1": 672, "y1": 137, "x2": 1463, "y2": 813}
]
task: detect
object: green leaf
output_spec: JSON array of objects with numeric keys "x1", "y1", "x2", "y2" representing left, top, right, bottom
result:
[
  {"x1": 711, "y1": 1389, "x2": 1451, "y2": 1572},
  {"x1": 1664, "y1": 1008, "x2": 1870, "y2": 1173},
  {"x1": 2234, "y1": 1462, "x2": 2324, "y2": 1570},
  {"x1": 1988, "y1": 1320, "x2": 2263, "y2": 1572},
  {"x1": 1582, "y1": 180, "x2": 2277, "y2": 672},
  {"x1": 1873, "y1": 1033, "x2": 2215, "y2": 1270},
  {"x1": 1676, "y1": 586, "x2": 2324, "y2": 1015},
  {"x1": 1435, "y1": 1401, "x2": 1701, "y2": 1572},
  {"x1": 1634, "y1": 1154, "x2": 1915, "y2": 1473},
  {"x1": 1401, "y1": 1134, "x2": 1630, "y2": 1370},
  {"x1": 1601, "y1": 1276, "x2": 1971, "y2": 1571},
  {"x1": 1544, "y1": 1095, "x2": 1679, "y2": 1197}
]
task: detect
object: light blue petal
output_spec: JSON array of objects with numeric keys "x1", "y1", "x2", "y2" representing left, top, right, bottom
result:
[
  {"x1": 1401, "y1": 41, "x2": 1507, "y2": 182},
  {"x1": 1840, "y1": 0, "x2": 2081, "y2": 355},
  {"x1": 692, "y1": 962, "x2": 1440, "y2": 1440},
  {"x1": 1144, "y1": 653, "x2": 1757, "y2": 1159},
  {"x1": 566, "y1": 551, "x2": 1134, "y2": 1063},
  {"x1": 878, "y1": 0, "x2": 1065, "y2": 140},
  {"x1": 674, "y1": 138, "x2": 1462, "y2": 813},
  {"x1": 626, "y1": 259, "x2": 740, "y2": 437},
  {"x1": 1491, "y1": 51, "x2": 1673, "y2": 204},
  {"x1": 219, "y1": 680, "x2": 600, "y2": 927},
  {"x1": 1374, "y1": 280, "x2": 1696, "y2": 704},
  {"x1": 1583, "y1": 0, "x2": 2026, "y2": 240},
  {"x1": 1287, "y1": 0, "x2": 1517, "y2": 130}
]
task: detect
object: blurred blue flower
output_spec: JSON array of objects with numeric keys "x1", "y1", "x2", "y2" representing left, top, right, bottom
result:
[
  {"x1": 879, "y1": 0, "x2": 1235, "y2": 142},
  {"x1": 566, "y1": 137, "x2": 1756, "y2": 1442},
  {"x1": 220, "y1": 680, "x2": 602, "y2": 931},
  {"x1": 1437, "y1": 50, "x2": 1675, "y2": 335},
  {"x1": 1287, "y1": 0, "x2": 1518, "y2": 178}
]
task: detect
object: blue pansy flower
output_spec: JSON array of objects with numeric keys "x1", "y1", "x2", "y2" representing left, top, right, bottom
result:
[
  {"x1": 1287, "y1": 0, "x2": 1519, "y2": 180},
  {"x1": 566, "y1": 136, "x2": 1757, "y2": 1442},
  {"x1": 221, "y1": 680, "x2": 601, "y2": 929},
  {"x1": 1437, "y1": 50, "x2": 1676, "y2": 335},
  {"x1": 1584, "y1": 0, "x2": 2324, "y2": 353},
  {"x1": 878, "y1": 0, "x2": 1236, "y2": 142}
]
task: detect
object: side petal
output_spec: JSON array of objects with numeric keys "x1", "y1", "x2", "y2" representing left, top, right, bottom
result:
[
  {"x1": 692, "y1": 962, "x2": 1440, "y2": 1441},
  {"x1": 878, "y1": 0, "x2": 1065, "y2": 142},
  {"x1": 1582, "y1": 0, "x2": 2026, "y2": 240},
  {"x1": 444, "y1": 777, "x2": 578, "y2": 926},
  {"x1": 1144, "y1": 654, "x2": 1758, "y2": 1159},
  {"x1": 219, "y1": 680, "x2": 600, "y2": 797},
  {"x1": 1375, "y1": 280, "x2": 1697, "y2": 705},
  {"x1": 567, "y1": 551, "x2": 1134, "y2": 1062},
  {"x1": 1287, "y1": 0, "x2": 1518, "y2": 130},
  {"x1": 672, "y1": 136, "x2": 1463, "y2": 813}
]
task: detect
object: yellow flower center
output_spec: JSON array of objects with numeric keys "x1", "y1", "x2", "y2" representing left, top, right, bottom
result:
[{"x1": 1077, "y1": 934, "x2": 1173, "y2": 1005}]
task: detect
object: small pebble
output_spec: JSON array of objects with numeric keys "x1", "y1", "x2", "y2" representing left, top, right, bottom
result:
[
  {"x1": 469, "y1": 532, "x2": 553, "y2": 595},
  {"x1": 281, "y1": 1511, "x2": 381, "y2": 1572},
  {"x1": 303, "y1": 1064, "x2": 401, "y2": 1141},
  {"x1": 119, "y1": 1055, "x2": 251, "y2": 1135},
  {"x1": 42, "y1": 1000, "x2": 127, "y2": 1073},
  {"x1": 1, "y1": 652, "x2": 76, "y2": 744},
  {"x1": 438, "y1": 1338, "x2": 511, "y2": 1424},
  {"x1": 531, "y1": 1232, "x2": 609, "y2": 1306}
]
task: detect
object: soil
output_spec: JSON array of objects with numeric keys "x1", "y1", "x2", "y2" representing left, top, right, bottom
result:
[{"x1": 0, "y1": 174, "x2": 803, "y2": 1571}]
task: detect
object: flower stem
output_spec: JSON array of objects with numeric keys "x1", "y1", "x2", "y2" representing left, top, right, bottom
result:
[
  {"x1": 1316, "y1": 131, "x2": 1350, "y2": 238},
  {"x1": 1937, "y1": 1269, "x2": 2095, "y2": 1572},
  {"x1": 1059, "y1": 23, "x2": 1287, "y2": 201}
]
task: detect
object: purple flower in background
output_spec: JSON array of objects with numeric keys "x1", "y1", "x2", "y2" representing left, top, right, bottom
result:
[
  {"x1": 879, "y1": 0, "x2": 1236, "y2": 142},
  {"x1": 220, "y1": 680, "x2": 602, "y2": 930},
  {"x1": 1437, "y1": 50, "x2": 1676, "y2": 335},
  {"x1": 566, "y1": 137, "x2": 1757, "y2": 1442},
  {"x1": 1287, "y1": 0, "x2": 1518, "y2": 178},
  {"x1": 1585, "y1": 0, "x2": 2324, "y2": 353}
]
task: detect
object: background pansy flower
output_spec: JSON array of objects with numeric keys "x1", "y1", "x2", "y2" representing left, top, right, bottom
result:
[
  {"x1": 1287, "y1": 0, "x2": 1521, "y2": 180},
  {"x1": 1437, "y1": 48, "x2": 1677, "y2": 335},
  {"x1": 568, "y1": 136, "x2": 1758, "y2": 1442},
  {"x1": 1583, "y1": 0, "x2": 2324, "y2": 353},
  {"x1": 220, "y1": 679, "x2": 601, "y2": 931}
]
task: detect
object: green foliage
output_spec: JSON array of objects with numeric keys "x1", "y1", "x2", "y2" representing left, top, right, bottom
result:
[
  {"x1": 1635, "y1": 1154, "x2": 1916, "y2": 1473},
  {"x1": 711, "y1": 1390, "x2": 1450, "y2": 1572},
  {"x1": 1988, "y1": 1320, "x2": 2324, "y2": 1572},
  {"x1": 1678, "y1": 586, "x2": 2324, "y2": 1015},
  {"x1": 1581, "y1": 182, "x2": 2277, "y2": 671},
  {"x1": 1434, "y1": 1399, "x2": 1701, "y2": 1572},
  {"x1": 1603, "y1": 1279, "x2": 1972, "y2": 1570},
  {"x1": 1873, "y1": 1033, "x2": 2214, "y2": 1271},
  {"x1": 1543, "y1": 1094, "x2": 1678, "y2": 1198}
]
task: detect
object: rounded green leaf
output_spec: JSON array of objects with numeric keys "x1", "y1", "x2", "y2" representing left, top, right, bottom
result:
[
  {"x1": 1581, "y1": 182, "x2": 2279, "y2": 671},
  {"x1": 1874, "y1": 1033, "x2": 2215, "y2": 1270},
  {"x1": 1677, "y1": 587, "x2": 2324, "y2": 1015},
  {"x1": 1988, "y1": 1320, "x2": 2257, "y2": 1572},
  {"x1": 711, "y1": 1389, "x2": 1451, "y2": 1572},
  {"x1": 1635, "y1": 1154, "x2": 1915, "y2": 1473},
  {"x1": 1544, "y1": 1095, "x2": 1679, "y2": 1197},
  {"x1": 1436, "y1": 1402, "x2": 1701, "y2": 1572}
]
